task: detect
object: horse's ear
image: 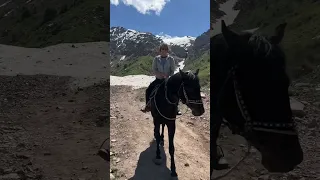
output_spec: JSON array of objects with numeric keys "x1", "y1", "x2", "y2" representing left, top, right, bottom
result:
[
  {"x1": 179, "y1": 68, "x2": 186, "y2": 77},
  {"x1": 270, "y1": 23, "x2": 287, "y2": 45},
  {"x1": 221, "y1": 20, "x2": 240, "y2": 47},
  {"x1": 195, "y1": 69, "x2": 199, "y2": 76}
]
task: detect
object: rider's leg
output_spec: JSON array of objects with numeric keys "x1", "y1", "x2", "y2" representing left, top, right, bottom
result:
[{"x1": 141, "y1": 78, "x2": 161, "y2": 112}]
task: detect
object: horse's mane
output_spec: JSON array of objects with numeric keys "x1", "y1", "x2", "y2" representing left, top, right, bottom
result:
[
  {"x1": 248, "y1": 33, "x2": 273, "y2": 58},
  {"x1": 184, "y1": 70, "x2": 198, "y2": 80}
]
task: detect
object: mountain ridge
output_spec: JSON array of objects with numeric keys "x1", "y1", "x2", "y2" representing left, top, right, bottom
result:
[{"x1": 110, "y1": 26, "x2": 210, "y2": 81}]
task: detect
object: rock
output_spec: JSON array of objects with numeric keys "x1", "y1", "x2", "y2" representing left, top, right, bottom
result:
[
  {"x1": 290, "y1": 98, "x2": 305, "y2": 117},
  {"x1": 110, "y1": 173, "x2": 115, "y2": 180},
  {"x1": 99, "y1": 114, "x2": 108, "y2": 121},
  {"x1": 313, "y1": 102, "x2": 320, "y2": 108},
  {"x1": 16, "y1": 153, "x2": 30, "y2": 159},
  {"x1": 308, "y1": 119, "x2": 318, "y2": 128},
  {"x1": 288, "y1": 87, "x2": 294, "y2": 96},
  {"x1": 295, "y1": 83, "x2": 310, "y2": 87},
  {"x1": 184, "y1": 163, "x2": 189, "y2": 167},
  {"x1": 44, "y1": 152, "x2": 51, "y2": 156},
  {"x1": 111, "y1": 139, "x2": 117, "y2": 143},
  {"x1": 258, "y1": 175, "x2": 269, "y2": 180},
  {"x1": 0, "y1": 173, "x2": 20, "y2": 179},
  {"x1": 300, "y1": 101, "x2": 310, "y2": 105}
]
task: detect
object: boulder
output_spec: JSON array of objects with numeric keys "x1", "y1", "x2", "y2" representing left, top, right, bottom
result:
[{"x1": 290, "y1": 98, "x2": 305, "y2": 117}]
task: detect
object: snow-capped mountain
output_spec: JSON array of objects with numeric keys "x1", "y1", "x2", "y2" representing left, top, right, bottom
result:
[
  {"x1": 110, "y1": 27, "x2": 197, "y2": 60},
  {"x1": 156, "y1": 33, "x2": 196, "y2": 48},
  {"x1": 110, "y1": 26, "x2": 209, "y2": 73}
]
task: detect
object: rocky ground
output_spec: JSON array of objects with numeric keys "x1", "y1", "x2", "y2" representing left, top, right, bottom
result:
[
  {"x1": 212, "y1": 66, "x2": 320, "y2": 180},
  {"x1": 0, "y1": 75, "x2": 110, "y2": 179},
  {"x1": 0, "y1": 42, "x2": 110, "y2": 180}
]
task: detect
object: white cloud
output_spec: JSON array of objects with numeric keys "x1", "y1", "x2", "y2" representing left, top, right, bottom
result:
[
  {"x1": 111, "y1": 0, "x2": 170, "y2": 16},
  {"x1": 110, "y1": 0, "x2": 120, "y2": 5}
]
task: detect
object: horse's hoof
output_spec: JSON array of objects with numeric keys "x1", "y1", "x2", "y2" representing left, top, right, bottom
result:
[
  {"x1": 153, "y1": 157, "x2": 162, "y2": 165},
  {"x1": 170, "y1": 176, "x2": 178, "y2": 180},
  {"x1": 212, "y1": 157, "x2": 229, "y2": 170},
  {"x1": 218, "y1": 157, "x2": 228, "y2": 166}
]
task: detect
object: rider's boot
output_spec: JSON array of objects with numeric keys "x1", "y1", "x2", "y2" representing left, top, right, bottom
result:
[
  {"x1": 177, "y1": 108, "x2": 182, "y2": 115},
  {"x1": 141, "y1": 101, "x2": 151, "y2": 113}
]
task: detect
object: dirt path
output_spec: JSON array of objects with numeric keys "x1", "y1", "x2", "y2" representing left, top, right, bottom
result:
[{"x1": 110, "y1": 86, "x2": 210, "y2": 180}]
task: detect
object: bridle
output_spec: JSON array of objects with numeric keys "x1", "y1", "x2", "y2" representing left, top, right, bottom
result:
[
  {"x1": 218, "y1": 65, "x2": 298, "y2": 137},
  {"x1": 212, "y1": 65, "x2": 298, "y2": 180},
  {"x1": 152, "y1": 75, "x2": 203, "y2": 120}
]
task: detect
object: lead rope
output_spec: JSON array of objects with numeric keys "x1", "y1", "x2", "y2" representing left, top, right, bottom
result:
[{"x1": 211, "y1": 142, "x2": 252, "y2": 180}]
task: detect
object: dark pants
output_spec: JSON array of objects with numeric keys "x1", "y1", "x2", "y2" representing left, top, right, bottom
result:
[{"x1": 146, "y1": 78, "x2": 164, "y2": 105}]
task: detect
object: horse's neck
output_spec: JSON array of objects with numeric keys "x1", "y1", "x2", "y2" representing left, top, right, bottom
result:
[{"x1": 166, "y1": 76, "x2": 182, "y2": 93}]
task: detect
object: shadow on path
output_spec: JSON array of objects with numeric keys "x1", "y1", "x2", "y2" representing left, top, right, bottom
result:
[{"x1": 128, "y1": 140, "x2": 173, "y2": 180}]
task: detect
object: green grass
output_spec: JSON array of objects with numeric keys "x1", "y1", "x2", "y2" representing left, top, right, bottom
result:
[
  {"x1": 0, "y1": 0, "x2": 108, "y2": 47},
  {"x1": 111, "y1": 56, "x2": 154, "y2": 76},
  {"x1": 112, "y1": 52, "x2": 211, "y2": 87},
  {"x1": 230, "y1": 0, "x2": 320, "y2": 79},
  {"x1": 183, "y1": 51, "x2": 210, "y2": 87}
]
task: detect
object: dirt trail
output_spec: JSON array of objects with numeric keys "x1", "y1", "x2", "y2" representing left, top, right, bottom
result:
[{"x1": 110, "y1": 86, "x2": 210, "y2": 180}]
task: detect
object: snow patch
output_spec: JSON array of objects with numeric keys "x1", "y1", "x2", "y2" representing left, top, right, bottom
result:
[
  {"x1": 157, "y1": 34, "x2": 195, "y2": 48},
  {"x1": 120, "y1": 55, "x2": 126, "y2": 61},
  {"x1": 174, "y1": 59, "x2": 185, "y2": 73},
  {"x1": 110, "y1": 75, "x2": 155, "y2": 89}
]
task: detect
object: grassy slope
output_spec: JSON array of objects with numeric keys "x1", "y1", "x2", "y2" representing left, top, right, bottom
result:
[
  {"x1": 111, "y1": 56, "x2": 154, "y2": 76},
  {"x1": 112, "y1": 53, "x2": 211, "y2": 87},
  {"x1": 0, "y1": 0, "x2": 109, "y2": 47},
  {"x1": 230, "y1": 0, "x2": 320, "y2": 79},
  {"x1": 183, "y1": 51, "x2": 210, "y2": 87}
]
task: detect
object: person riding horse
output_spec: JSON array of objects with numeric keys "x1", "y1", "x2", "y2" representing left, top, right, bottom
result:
[{"x1": 141, "y1": 43, "x2": 182, "y2": 115}]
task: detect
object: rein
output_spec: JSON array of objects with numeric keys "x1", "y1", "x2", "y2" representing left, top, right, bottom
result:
[{"x1": 151, "y1": 76, "x2": 203, "y2": 120}]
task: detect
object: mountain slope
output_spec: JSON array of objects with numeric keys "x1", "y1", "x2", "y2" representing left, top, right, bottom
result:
[
  {"x1": 212, "y1": 0, "x2": 320, "y2": 79},
  {"x1": 110, "y1": 27, "x2": 210, "y2": 85},
  {"x1": 0, "y1": 0, "x2": 108, "y2": 47}
]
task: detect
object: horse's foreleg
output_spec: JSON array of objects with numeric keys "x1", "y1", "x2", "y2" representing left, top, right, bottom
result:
[
  {"x1": 153, "y1": 120, "x2": 162, "y2": 165},
  {"x1": 167, "y1": 122, "x2": 177, "y2": 178},
  {"x1": 211, "y1": 114, "x2": 229, "y2": 177},
  {"x1": 160, "y1": 123, "x2": 165, "y2": 146}
]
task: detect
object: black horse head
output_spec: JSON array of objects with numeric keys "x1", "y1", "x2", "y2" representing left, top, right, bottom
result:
[
  {"x1": 174, "y1": 69, "x2": 205, "y2": 116},
  {"x1": 211, "y1": 20, "x2": 303, "y2": 172}
]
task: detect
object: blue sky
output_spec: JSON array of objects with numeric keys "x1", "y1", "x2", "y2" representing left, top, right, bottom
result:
[{"x1": 110, "y1": 0, "x2": 210, "y2": 37}]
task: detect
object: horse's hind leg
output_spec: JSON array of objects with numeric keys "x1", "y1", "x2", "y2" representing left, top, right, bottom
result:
[
  {"x1": 153, "y1": 119, "x2": 162, "y2": 165},
  {"x1": 160, "y1": 123, "x2": 165, "y2": 146},
  {"x1": 167, "y1": 121, "x2": 178, "y2": 179}
]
